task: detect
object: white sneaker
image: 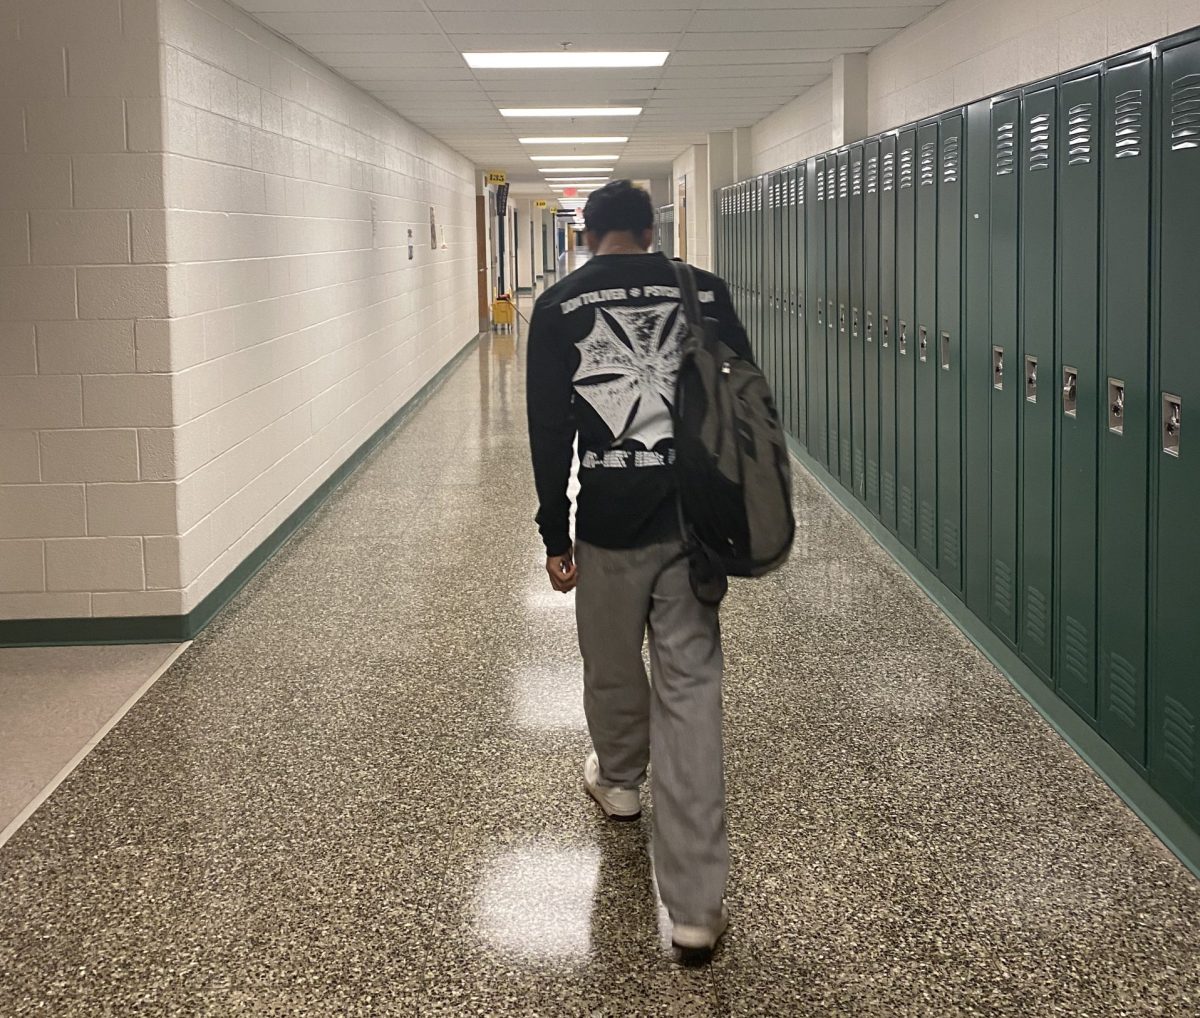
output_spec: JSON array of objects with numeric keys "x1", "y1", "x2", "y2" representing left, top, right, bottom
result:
[
  {"x1": 672, "y1": 904, "x2": 729, "y2": 967},
  {"x1": 583, "y1": 752, "x2": 641, "y2": 820}
]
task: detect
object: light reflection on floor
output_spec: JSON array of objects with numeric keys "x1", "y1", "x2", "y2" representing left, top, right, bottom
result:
[{"x1": 510, "y1": 664, "x2": 587, "y2": 730}]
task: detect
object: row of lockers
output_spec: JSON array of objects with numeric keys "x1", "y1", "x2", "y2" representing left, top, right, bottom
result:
[{"x1": 715, "y1": 29, "x2": 1200, "y2": 835}]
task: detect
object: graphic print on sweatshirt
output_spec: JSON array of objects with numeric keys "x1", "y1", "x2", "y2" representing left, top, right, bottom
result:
[{"x1": 571, "y1": 300, "x2": 686, "y2": 458}]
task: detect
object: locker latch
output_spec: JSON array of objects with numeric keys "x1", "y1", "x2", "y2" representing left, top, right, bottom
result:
[
  {"x1": 851, "y1": 307, "x2": 859, "y2": 338},
  {"x1": 1164, "y1": 393, "x2": 1182, "y2": 457},
  {"x1": 940, "y1": 332, "x2": 951, "y2": 371},
  {"x1": 1025, "y1": 355, "x2": 1038, "y2": 403},
  {"x1": 882, "y1": 315, "x2": 890, "y2": 348},
  {"x1": 1108, "y1": 378, "x2": 1125, "y2": 435},
  {"x1": 866, "y1": 311, "x2": 874, "y2": 343},
  {"x1": 993, "y1": 346, "x2": 1004, "y2": 390},
  {"x1": 899, "y1": 321, "x2": 908, "y2": 356},
  {"x1": 919, "y1": 326, "x2": 929, "y2": 363},
  {"x1": 838, "y1": 303, "x2": 846, "y2": 332},
  {"x1": 817, "y1": 302, "x2": 824, "y2": 327},
  {"x1": 1062, "y1": 367, "x2": 1078, "y2": 418},
  {"x1": 827, "y1": 300, "x2": 834, "y2": 331}
]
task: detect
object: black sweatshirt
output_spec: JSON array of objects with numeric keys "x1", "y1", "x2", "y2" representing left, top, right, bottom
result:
[{"x1": 526, "y1": 252, "x2": 752, "y2": 557}]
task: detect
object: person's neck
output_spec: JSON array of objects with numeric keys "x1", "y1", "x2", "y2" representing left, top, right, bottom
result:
[{"x1": 595, "y1": 233, "x2": 651, "y2": 257}]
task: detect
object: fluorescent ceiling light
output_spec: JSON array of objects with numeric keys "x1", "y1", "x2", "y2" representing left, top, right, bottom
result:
[
  {"x1": 520, "y1": 137, "x2": 628, "y2": 145},
  {"x1": 539, "y1": 167, "x2": 613, "y2": 173},
  {"x1": 465, "y1": 52, "x2": 667, "y2": 69},
  {"x1": 500, "y1": 107, "x2": 642, "y2": 118},
  {"x1": 531, "y1": 155, "x2": 620, "y2": 162},
  {"x1": 545, "y1": 178, "x2": 609, "y2": 183}
]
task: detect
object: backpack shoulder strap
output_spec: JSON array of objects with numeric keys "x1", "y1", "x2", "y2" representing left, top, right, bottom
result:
[{"x1": 670, "y1": 259, "x2": 704, "y2": 329}]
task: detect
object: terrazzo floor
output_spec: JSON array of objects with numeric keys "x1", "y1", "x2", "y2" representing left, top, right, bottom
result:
[{"x1": 2, "y1": 282, "x2": 1200, "y2": 1014}]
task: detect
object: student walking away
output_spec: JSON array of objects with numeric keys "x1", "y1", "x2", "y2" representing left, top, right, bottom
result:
[{"x1": 525, "y1": 180, "x2": 759, "y2": 966}]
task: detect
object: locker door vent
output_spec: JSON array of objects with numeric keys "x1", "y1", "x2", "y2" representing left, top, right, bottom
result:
[
  {"x1": 1162, "y1": 696, "x2": 1197, "y2": 778},
  {"x1": 1024, "y1": 585, "x2": 1048, "y2": 647},
  {"x1": 1107, "y1": 653, "x2": 1138, "y2": 728},
  {"x1": 942, "y1": 518, "x2": 961, "y2": 572},
  {"x1": 1067, "y1": 102, "x2": 1094, "y2": 165},
  {"x1": 993, "y1": 559, "x2": 1013, "y2": 618},
  {"x1": 827, "y1": 165, "x2": 837, "y2": 198},
  {"x1": 899, "y1": 146, "x2": 915, "y2": 188},
  {"x1": 1028, "y1": 113, "x2": 1051, "y2": 171},
  {"x1": 797, "y1": 172, "x2": 806, "y2": 205},
  {"x1": 919, "y1": 501, "x2": 936, "y2": 550},
  {"x1": 789, "y1": 174, "x2": 796, "y2": 206},
  {"x1": 900, "y1": 486, "x2": 915, "y2": 531},
  {"x1": 1170, "y1": 73, "x2": 1200, "y2": 150},
  {"x1": 838, "y1": 161, "x2": 849, "y2": 198},
  {"x1": 882, "y1": 151, "x2": 896, "y2": 192},
  {"x1": 995, "y1": 121, "x2": 1016, "y2": 175},
  {"x1": 1114, "y1": 90, "x2": 1145, "y2": 159},
  {"x1": 882, "y1": 470, "x2": 896, "y2": 510},
  {"x1": 852, "y1": 159, "x2": 863, "y2": 197},
  {"x1": 866, "y1": 155, "x2": 879, "y2": 194},
  {"x1": 867, "y1": 460, "x2": 880, "y2": 502},
  {"x1": 920, "y1": 140, "x2": 936, "y2": 185},
  {"x1": 816, "y1": 168, "x2": 825, "y2": 202},
  {"x1": 942, "y1": 136, "x2": 960, "y2": 182},
  {"x1": 1062, "y1": 615, "x2": 1091, "y2": 685}
]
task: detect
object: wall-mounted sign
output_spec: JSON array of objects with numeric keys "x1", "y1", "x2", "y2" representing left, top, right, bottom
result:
[
  {"x1": 429, "y1": 206, "x2": 438, "y2": 248},
  {"x1": 486, "y1": 170, "x2": 507, "y2": 185},
  {"x1": 535, "y1": 199, "x2": 548, "y2": 208}
]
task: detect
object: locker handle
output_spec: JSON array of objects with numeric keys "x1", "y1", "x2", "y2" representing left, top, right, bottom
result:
[
  {"x1": 1163, "y1": 393, "x2": 1182, "y2": 457},
  {"x1": 866, "y1": 311, "x2": 874, "y2": 343},
  {"x1": 898, "y1": 321, "x2": 908, "y2": 356},
  {"x1": 1025, "y1": 355, "x2": 1038, "y2": 403},
  {"x1": 940, "y1": 331, "x2": 951, "y2": 371},
  {"x1": 919, "y1": 326, "x2": 928, "y2": 363},
  {"x1": 882, "y1": 315, "x2": 890, "y2": 348},
  {"x1": 817, "y1": 302, "x2": 824, "y2": 327},
  {"x1": 1108, "y1": 378, "x2": 1125, "y2": 435},
  {"x1": 992, "y1": 346, "x2": 1004, "y2": 390},
  {"x1": 851, "y1": 307, "x2": 859, "y2": 338},
  {"x1": 828, "y1": 300, "x2": 834, "y2": 331},
  {"x1": 1062, "y1": 367, "x2": 1078, "y2": 417}
]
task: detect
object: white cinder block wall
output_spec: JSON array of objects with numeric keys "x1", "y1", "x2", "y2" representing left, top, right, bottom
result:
[
  {"x1": 749, "y1": 0, "x2": 1200, "y2": 175},
  {"x1": 157, "y1": 0, "x2": 476, "y2": 616},
  {"x1": 0, "y1": 0, "x2": 173, "y2": 621},
  {"x1": 0, "y1": 0, "x2": 478, "y2": 624}
]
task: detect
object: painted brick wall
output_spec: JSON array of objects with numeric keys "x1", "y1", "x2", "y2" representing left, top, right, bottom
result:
[
  {"x1": 0, "y1": 0, "x2": 173, "y2": 621},
  {"x1": 156, "y1": 0, "x2": 478, "y2": 615},
  {"x1": 746, "y1": 0, "x2": 1200, "y2": 174},
  {"x1": 0, "y1": 0, "x2": 479, "y2": 624}
]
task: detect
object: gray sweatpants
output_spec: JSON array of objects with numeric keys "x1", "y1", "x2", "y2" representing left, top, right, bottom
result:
[{"x1": 574, "y1": 539, "x2": 728, "y2": 928}]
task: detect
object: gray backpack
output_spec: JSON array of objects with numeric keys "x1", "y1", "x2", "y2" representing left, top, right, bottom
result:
[{"x1": 670, "y1": 261, "x2": 794, "y2": 602}]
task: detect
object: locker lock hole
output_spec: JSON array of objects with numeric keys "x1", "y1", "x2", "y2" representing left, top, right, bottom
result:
[
  {"x1": 1108, "y1": 379, "x2": 1125, "y2": 435},
  {"x1": 919, "y1": 326, "x2": 929, "y2": 362},
  {"x1": 1164, "y1": 393, "x2": 1182, "y2": 457},
  {"x1": 1062, "y1": 367, "x2": 1078, "y2": 417},
  {"x1": 992, "y1": 346, "x2": 1004, "y2": 390},
  {"x1": 882, "y1": 316, "x2": 890, "y2": 348},
  {"x1": 899, "y1": 321, "x2": 908, "y2": 355},
  {"x1": 866, "y1": 311, "x2": 874, "y2": 342},
  {"x1": 838, "y1": 304, "x2": 846, "y2": 332},
  {"x1": 851, "y1": 307, "x2": 859, "y2": 337},
  {"x1": 939, "y1": 332, "x2": 951, "y2": 371},
  {"x1": 1025, "y1": 355, "x2": 1038, "y2": 403}
]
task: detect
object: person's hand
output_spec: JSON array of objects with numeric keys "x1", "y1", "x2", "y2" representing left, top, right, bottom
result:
[{"x1": 546, "y1": 547, "x2": 577, "y2": 593}]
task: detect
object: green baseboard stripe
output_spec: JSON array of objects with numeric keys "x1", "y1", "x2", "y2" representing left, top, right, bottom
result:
[
  {"x1": 786, "y1": 435, "x2": 1200, "y2": 880},
  {"x1": 0, "y1": 333, "x2": 484, "y2": 650}
]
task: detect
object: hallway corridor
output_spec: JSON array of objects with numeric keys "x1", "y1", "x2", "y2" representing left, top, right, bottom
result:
[{"x1": 2, "y1": 332, "x2": 1199, "y2": 1016}]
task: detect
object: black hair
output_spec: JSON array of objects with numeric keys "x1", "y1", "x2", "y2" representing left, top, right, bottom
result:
[{"x1": 583, "y1": 180, "x2": 654, "y2": 240}]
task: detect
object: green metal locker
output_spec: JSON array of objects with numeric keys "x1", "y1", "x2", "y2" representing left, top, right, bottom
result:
[
  {"x1": 915, "y1": 121, "x2": 940, "y2": 567},
  {"x1": 850, "y1": 144, "x2": 867, "y2": 500},
  {"x1": 837, "y1": 150, "x2": 853, "y2": 489},
  {"x1": 773, "y1": 171, "x2": 784, "y2": 410},
  {"x1": 937, "y1": 113, "x2": 965, "y2": 596},
  {"x1": 807, "y1": 158, "x2": 828, "y2": 466},
  {"x1": 826, "y1": 158, "x2": 840, "y2": 479},
  {"x1": 1055, "y1": 69, "x2": 1101, "y2": 718},
  {"x1": 879, "y1": 134, "x2": 899, "y2": 532},
  {"x1": 779, "y1": 170, "x2": 792, "y2": 431},
  {"x1": 1153, "y1": 35, "x2": 1200, "y2": 823},
  {"x1": 964, "y1": 100, "x2": 993, "y2": 618},
  {"x1": 990, "y1": 95, "x2": 1021, "y2": 646},
  {"x1": 764, "y1": 173, "x2": 777, "y2": 401},
  {"x1": 896, "y1": 128, "x2": 918, "y2": 549},
  {"x1": 792, "y1": 164, "x2": 808, "y2": 444},
  {"x1": 864, "y1": 140, "x2": 882, "y2": 516},
  {"x1": 1019, "y1": 84, "x2": 1057, "y2": 682},
  {"x1": 1099, "y1": 54, "x2": 1152, "y2": 766}
]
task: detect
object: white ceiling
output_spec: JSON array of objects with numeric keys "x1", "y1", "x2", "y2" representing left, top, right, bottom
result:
[{"x1": 231, "y1": 0, "x2": 939, "y2": 188}]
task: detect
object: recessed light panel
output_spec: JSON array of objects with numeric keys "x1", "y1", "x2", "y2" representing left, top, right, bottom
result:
[
  {"x1": 500, "y1": 108, "x2": 642, "y2": 118},
  {"x1": 538, "y1": 167, "x2": 614, "y2": 173},
  {"x1": 465, "y1": 53, "x2": 667, "y2": 69},
  {"x1": 531, "y1": 155, "x2": 621, "y2": 162},
  {"x1": 520, "y1": 137, "x2": 628, "y2": 145}
]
